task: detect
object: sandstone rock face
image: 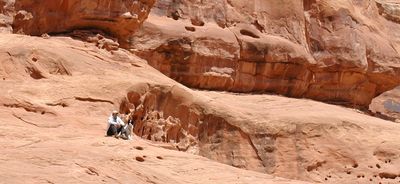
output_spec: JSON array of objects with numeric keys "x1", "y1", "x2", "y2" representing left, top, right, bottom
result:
[
  {"x1": 0, "y1": 0, "x2": 14, "y2": 33},
  {"x1": 130, "y1": 0, "x2": 400, "y2": 107},
  {"x1": 1, "y1": 30, "x2": 400, "y2": 183},
  {"x1": 0, "y1": 34, "x2": 311, "y2": 184},
  {"x1": 377, "y1": 0, "x2": 400, "y2": 23},
  {"x1": 370, "y1": 86, "x2": 400, "y2": 121},
  {"x1": 11, "y1": 0, "x2": 155, "y2": 47},
  {"x1": 2, "y1": 0, "x2": 399, "y2": 107},
  {"x1": 121, "y1": 82, "x2": 400, "y2": 183},
  {"x1": 2, "y1": 1, "x2": 400, "y2": 184}
]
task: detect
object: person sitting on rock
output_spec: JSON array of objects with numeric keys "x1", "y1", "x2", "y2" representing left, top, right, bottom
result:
[{"x1": 106, "y1": 110, "x2": 125, "y2": 137}]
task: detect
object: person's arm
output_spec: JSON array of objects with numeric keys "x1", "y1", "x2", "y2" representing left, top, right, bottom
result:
[
  {"x1": 117, "y1": 117, "x2": 125, "y2": 126},
  {"x1": 108, "y1": 117, "x2": 117, "y2": 125}
]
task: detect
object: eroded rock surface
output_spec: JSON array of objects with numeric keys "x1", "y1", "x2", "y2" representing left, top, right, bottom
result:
[
  {"x1": 1, "y1": 1, "x2": 400, "y2": 184},
  {"x1": 130, "y1": 0, "x2": 400, "y2": 107},
  {"x1": 371, "y1": 86, "x2": 400, "y2": 121},
  {"x1": 1, "y1": 29, "x2": 400, "y2": 184},
  {"x1": 0, "y1": 0, "x2": 14, "y2": 33},
  {"x1": 0, "y1": 34, "x2": 312, "y2": 184},
  {"x1": 1, "y1": 0, "x2": 399, "y2": 107},
  {"x1": 377, "y1": 0, "x2": 400, "y2": 23},
  {"x1": 118, "y1": 83, "x2": 400, "y2": 183},
  {"x1": 11, "y1": 0, "x2": 155, "y2": 47}
]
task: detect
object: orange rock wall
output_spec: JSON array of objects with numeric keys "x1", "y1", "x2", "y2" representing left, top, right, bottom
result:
[
  {"x1": 130, "y1": 0, "x2": 400, "y2": 107},
  {"x1": 12, "y1": 0, "x2": 155, "y2": 47}
]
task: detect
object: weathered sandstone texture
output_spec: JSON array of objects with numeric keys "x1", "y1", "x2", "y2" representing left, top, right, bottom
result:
[
  {"x1": 2, "y1": 0, "x2": 399, "y2": 107},
  {"x1": 1, "y1": 0, "x2": 400, "y2": 183},
  {"x1": 370, "y1": 86, "x2": 400, "y2": 121},
  {"x1": 10, "y1": 0, "x2": 155, "y2": 47},
  {"x1": 0, "y1": 34, "x2": 311, "y2": 184},
  {"x1": 377, "y1": 0, "x2": 400, "y2": 23},
  {"x1": 1, "y1": 26, "x2": 400, "y2": 184},
  {"x1": 130, "y1": 0, "x2": 400, "y2": 107},
  {"x1": 0, "y1": 0, "x2": 14, "y2": 33},
  {"x1": 123, "y1": 83, "x2": 400, "y2": 183}
]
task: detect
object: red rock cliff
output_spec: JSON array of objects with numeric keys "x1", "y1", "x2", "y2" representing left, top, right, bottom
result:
[
  {"x1": 10, "y1": 0, "x2": 155, "y2": 47},
  {"x1": 129, "y1": 0, "x2": 400, "y2": 107},
  {"x1": 2, "y1": 0, "x2": 399, "y2": 107}
]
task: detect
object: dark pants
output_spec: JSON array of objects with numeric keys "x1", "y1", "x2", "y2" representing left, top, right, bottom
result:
[{"x1": 107, "y1": 124, "x2": 122, "y2": 136}]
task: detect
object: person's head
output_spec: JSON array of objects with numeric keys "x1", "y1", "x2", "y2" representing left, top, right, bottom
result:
[{"x1": 112, "y1": 110, "x2": 118, "y2": 118}]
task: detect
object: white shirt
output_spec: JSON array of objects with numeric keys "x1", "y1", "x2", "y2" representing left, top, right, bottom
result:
[{"x1": 107, "y1": 115, "x2": 125, "y2": 126}]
